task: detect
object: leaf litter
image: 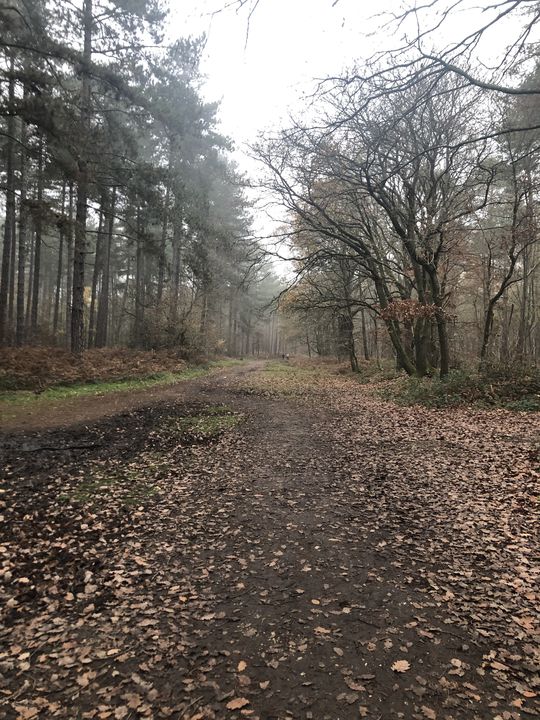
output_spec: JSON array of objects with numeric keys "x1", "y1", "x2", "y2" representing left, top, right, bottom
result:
[{"x1": 0, "y1": 361, "x2": 538, "y2": 719}]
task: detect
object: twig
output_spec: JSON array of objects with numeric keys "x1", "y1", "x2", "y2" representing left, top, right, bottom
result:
[
  {"x1": 178, "y1": 695, "x2": 203, "y2": 718},
  {"x1": 19, "y1": 443, "x2": 101, "y2": 452}
]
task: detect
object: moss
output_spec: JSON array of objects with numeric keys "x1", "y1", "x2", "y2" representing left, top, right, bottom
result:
[{"x1": 164, "y1": 406, "x2": 242, "y2": 438}]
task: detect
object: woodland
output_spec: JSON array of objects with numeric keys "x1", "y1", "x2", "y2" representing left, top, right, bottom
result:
[
  {"x1": 0, "y1": 0, "x2": 539, "y2": 385},
  {"x1": 0, "y1": 0, "x2": 284, "y2": 362},
  {"x1": 0, "y1": 3, "x2": 539, "y2": 720},
  {"x1": 256, "y1": 9, "x2": 540, "y2": 379}
]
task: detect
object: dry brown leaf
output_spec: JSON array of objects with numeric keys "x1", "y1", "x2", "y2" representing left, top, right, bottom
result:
[
  {"x1": 226, "y1": 697, "x2": 250, "y2": 710},
  {"x1": 344, "y1": 679, "x2": 365, "y2": 692},
  {"x1": 14, "y1": 708, "x2": 39, "y2": 720},
  {"x1": 391, "y1": 660, "x2": 410, "y2": 672}
]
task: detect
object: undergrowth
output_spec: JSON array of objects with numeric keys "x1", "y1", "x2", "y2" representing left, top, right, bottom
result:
[
  {"x1": 0, "y1": 357, "x2": 243, "y2": 408},
  {"x1": 0, "y1": 346, "x2": 243, "y2": 393},
  {"x1": 384, "y1": 366, "x2": 540, "y2": 411}
]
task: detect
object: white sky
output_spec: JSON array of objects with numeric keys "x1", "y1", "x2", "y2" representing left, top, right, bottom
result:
[
  {"x1": 169, "y1": 0, "x2": 402, "y2": 250},
  {"x1": 167, "y1": 0, "x2": 533, "y2": 262},
  {"x1": 170, "y1": 0, "x2": 529, "y2": 164},
  {"x1": 171, "y1": 0, "x2": 393, "y2": 162}
]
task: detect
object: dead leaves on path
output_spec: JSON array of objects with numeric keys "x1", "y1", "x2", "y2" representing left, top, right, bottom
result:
[{"x1": 1, "y1": 365, "x2": 539, "y2": 719}]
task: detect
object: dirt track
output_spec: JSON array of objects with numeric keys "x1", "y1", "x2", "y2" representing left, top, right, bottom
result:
[{"x1": 1, "y1": 362, "x2": 538, "y2": 719}]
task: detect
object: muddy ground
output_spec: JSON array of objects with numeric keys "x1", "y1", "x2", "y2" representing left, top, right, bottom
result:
[{"x1": 1, "y1": 362, "x2": 538, "y2": 720}]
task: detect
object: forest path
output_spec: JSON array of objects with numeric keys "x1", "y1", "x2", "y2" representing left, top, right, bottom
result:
[{"x1": 1, "y1": 362, "x2": 539, "y2": 720}]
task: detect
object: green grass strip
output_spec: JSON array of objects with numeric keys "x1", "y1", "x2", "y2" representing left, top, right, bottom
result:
[{"x1": 0, "y1": 359, "x2": 243, "y2": 408}]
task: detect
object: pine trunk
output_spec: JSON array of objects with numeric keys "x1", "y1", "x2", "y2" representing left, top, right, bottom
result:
[
  {"x1": 0, "y1": 58, "x2": 16, "y2": 345},
  {"x1": 53, "y1": 182, "x2": 67, "y2": 340},
  {"x1": 95, "y1": 187, "x2": 115, "y2": 348},
  {"x1": 71, "y1": 0, "x2": 92, "y2": 355},
  {"x1": 16, "y1": 116, "x2": 28, "y2": 346},
  {"x1": 30, "y1": 133, "x2": 44, "y2": 339}
]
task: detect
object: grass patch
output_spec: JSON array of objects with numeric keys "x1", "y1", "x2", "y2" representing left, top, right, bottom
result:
[
  {"x1": 209, "y1": 359, "x2": 243, "y2": 368},
  {"x1": 63, "y1": 468, "x2": 158, "y2": 507},
  {"x1": 163, "y1": 405, "x2": 241, "y2": 438},
  {"x1": 0, "y1": 361, "x2": 243, "y2": 408},
  {"x1": 239, "y1": 359, "x2": 341, "y2": 398}
]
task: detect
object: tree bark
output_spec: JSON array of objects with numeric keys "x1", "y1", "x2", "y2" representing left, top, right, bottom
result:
[
  {"x1": 157, "y1": 144, "x2": 172, "y2": 304},
  {"x1": 16, "y1": 116, "x2": 28, "y2": 347},
  {"x1": 0, "y1": 57, "x2": 16, "y2": 345},
  {"x1": 71, "y1": 0, "x2": 92, "y2": 355},
  {"x1": 360, "y1": 309, "x2": 370, "y2": 360},
  {"x1": 53, "y1": 181, "x2": 67, "y2": 340},
  {"x1": 87, "y1": 197, "x2": 105, "y2": 347},
  {"x1": 95, "y1": 187, "x2": 115, "y2": 347},
  {"x1": 65, "y1": 182, "x2": 74, "y2": 345},
  {"x1": 30, "y1": 132, "x2": 44, "y2": 339},
  {"x1": 134, "y1": 205, "x2": 145, "y2": 347}
]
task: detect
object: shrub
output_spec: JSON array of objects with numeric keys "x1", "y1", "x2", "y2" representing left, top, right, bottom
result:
[{"x1": 384, "y1": 366, "x2": 540, "y2": 411}]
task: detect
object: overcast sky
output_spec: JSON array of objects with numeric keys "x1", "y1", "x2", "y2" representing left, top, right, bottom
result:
[
  {"x1": 167, "y1": 0, "x2": 530, "y2": 253},
  {"x1": 171, "y1": 1, "x2": 394, "y2": 155},
  {"x1": 167, "y1": 0, "x2": 397, "y2": 246},
  {"x1": 169, "y1": 1, "x2": 527, "y2": 167}
]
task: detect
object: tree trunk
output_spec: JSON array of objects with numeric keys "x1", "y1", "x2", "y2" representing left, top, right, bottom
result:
[
  {"x1": 117, "y1": 254, "x2": 131, "y2": 343},
  {"x1": 170, "y1": 199, "x2": 182, "y2": 324},
  {"x1": 360, "y1": 309, "x2": 370, "y2": 360},
  {"x1": 65, "y1": 182, "x2": 74, "y2": 345},
  {"x1": 16, "y1": 116, "x2": 29, "y2": 347},
  {"x1": 95, "y1": 187, "x2": 115, "y2": 348},
  {"x1": 0, "y1": 57, "x2": 16, "y2": 345},
  {"x1": 30, "y1": 133, "x2": 44, "y2": 339},
  {"x1": 435, "y1": 313, "x2": 450, "y2": 377},
  {"x1": 157, "y1": 145, "x2": 172, "y2": 304},
  {"x1": 516, "y1": 243, "x2": 530, "y2": 360},
  {"x1": 71, "y1": 0, "x2": 92, "y2": 355},
  {"x1": 25, "y1": 232, "x2": 34, "y2": 331},
  {"x1": 53, "y1": 181, "x2": 67, "y2": 340},
  {"x1": 87, "y1": 197, "x2": 105, "y2": 347},
  {"x1": 480, "y1": 299, "x2": 496, "y2": 362},
  {"x1": 134, "y1": 206, "x2": 145, "y2": 347}
]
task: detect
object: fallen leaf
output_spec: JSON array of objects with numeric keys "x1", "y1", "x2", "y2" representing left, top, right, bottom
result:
[
  {"x1": 226, "y1": 698, "x2": 250, "y2": 710},
  {"x1": 391, "y1": 660, "x2": 410, "y2": 672}
]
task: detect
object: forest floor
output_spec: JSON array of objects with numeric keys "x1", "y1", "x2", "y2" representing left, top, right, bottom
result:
[{"x1": 1, "y1": 360, "x2": 539, "y2": 720}]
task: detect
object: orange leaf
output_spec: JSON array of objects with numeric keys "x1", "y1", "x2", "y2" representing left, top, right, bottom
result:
[{"x1": 226, "y1": 698, "x2": 250, "y2": 710}]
